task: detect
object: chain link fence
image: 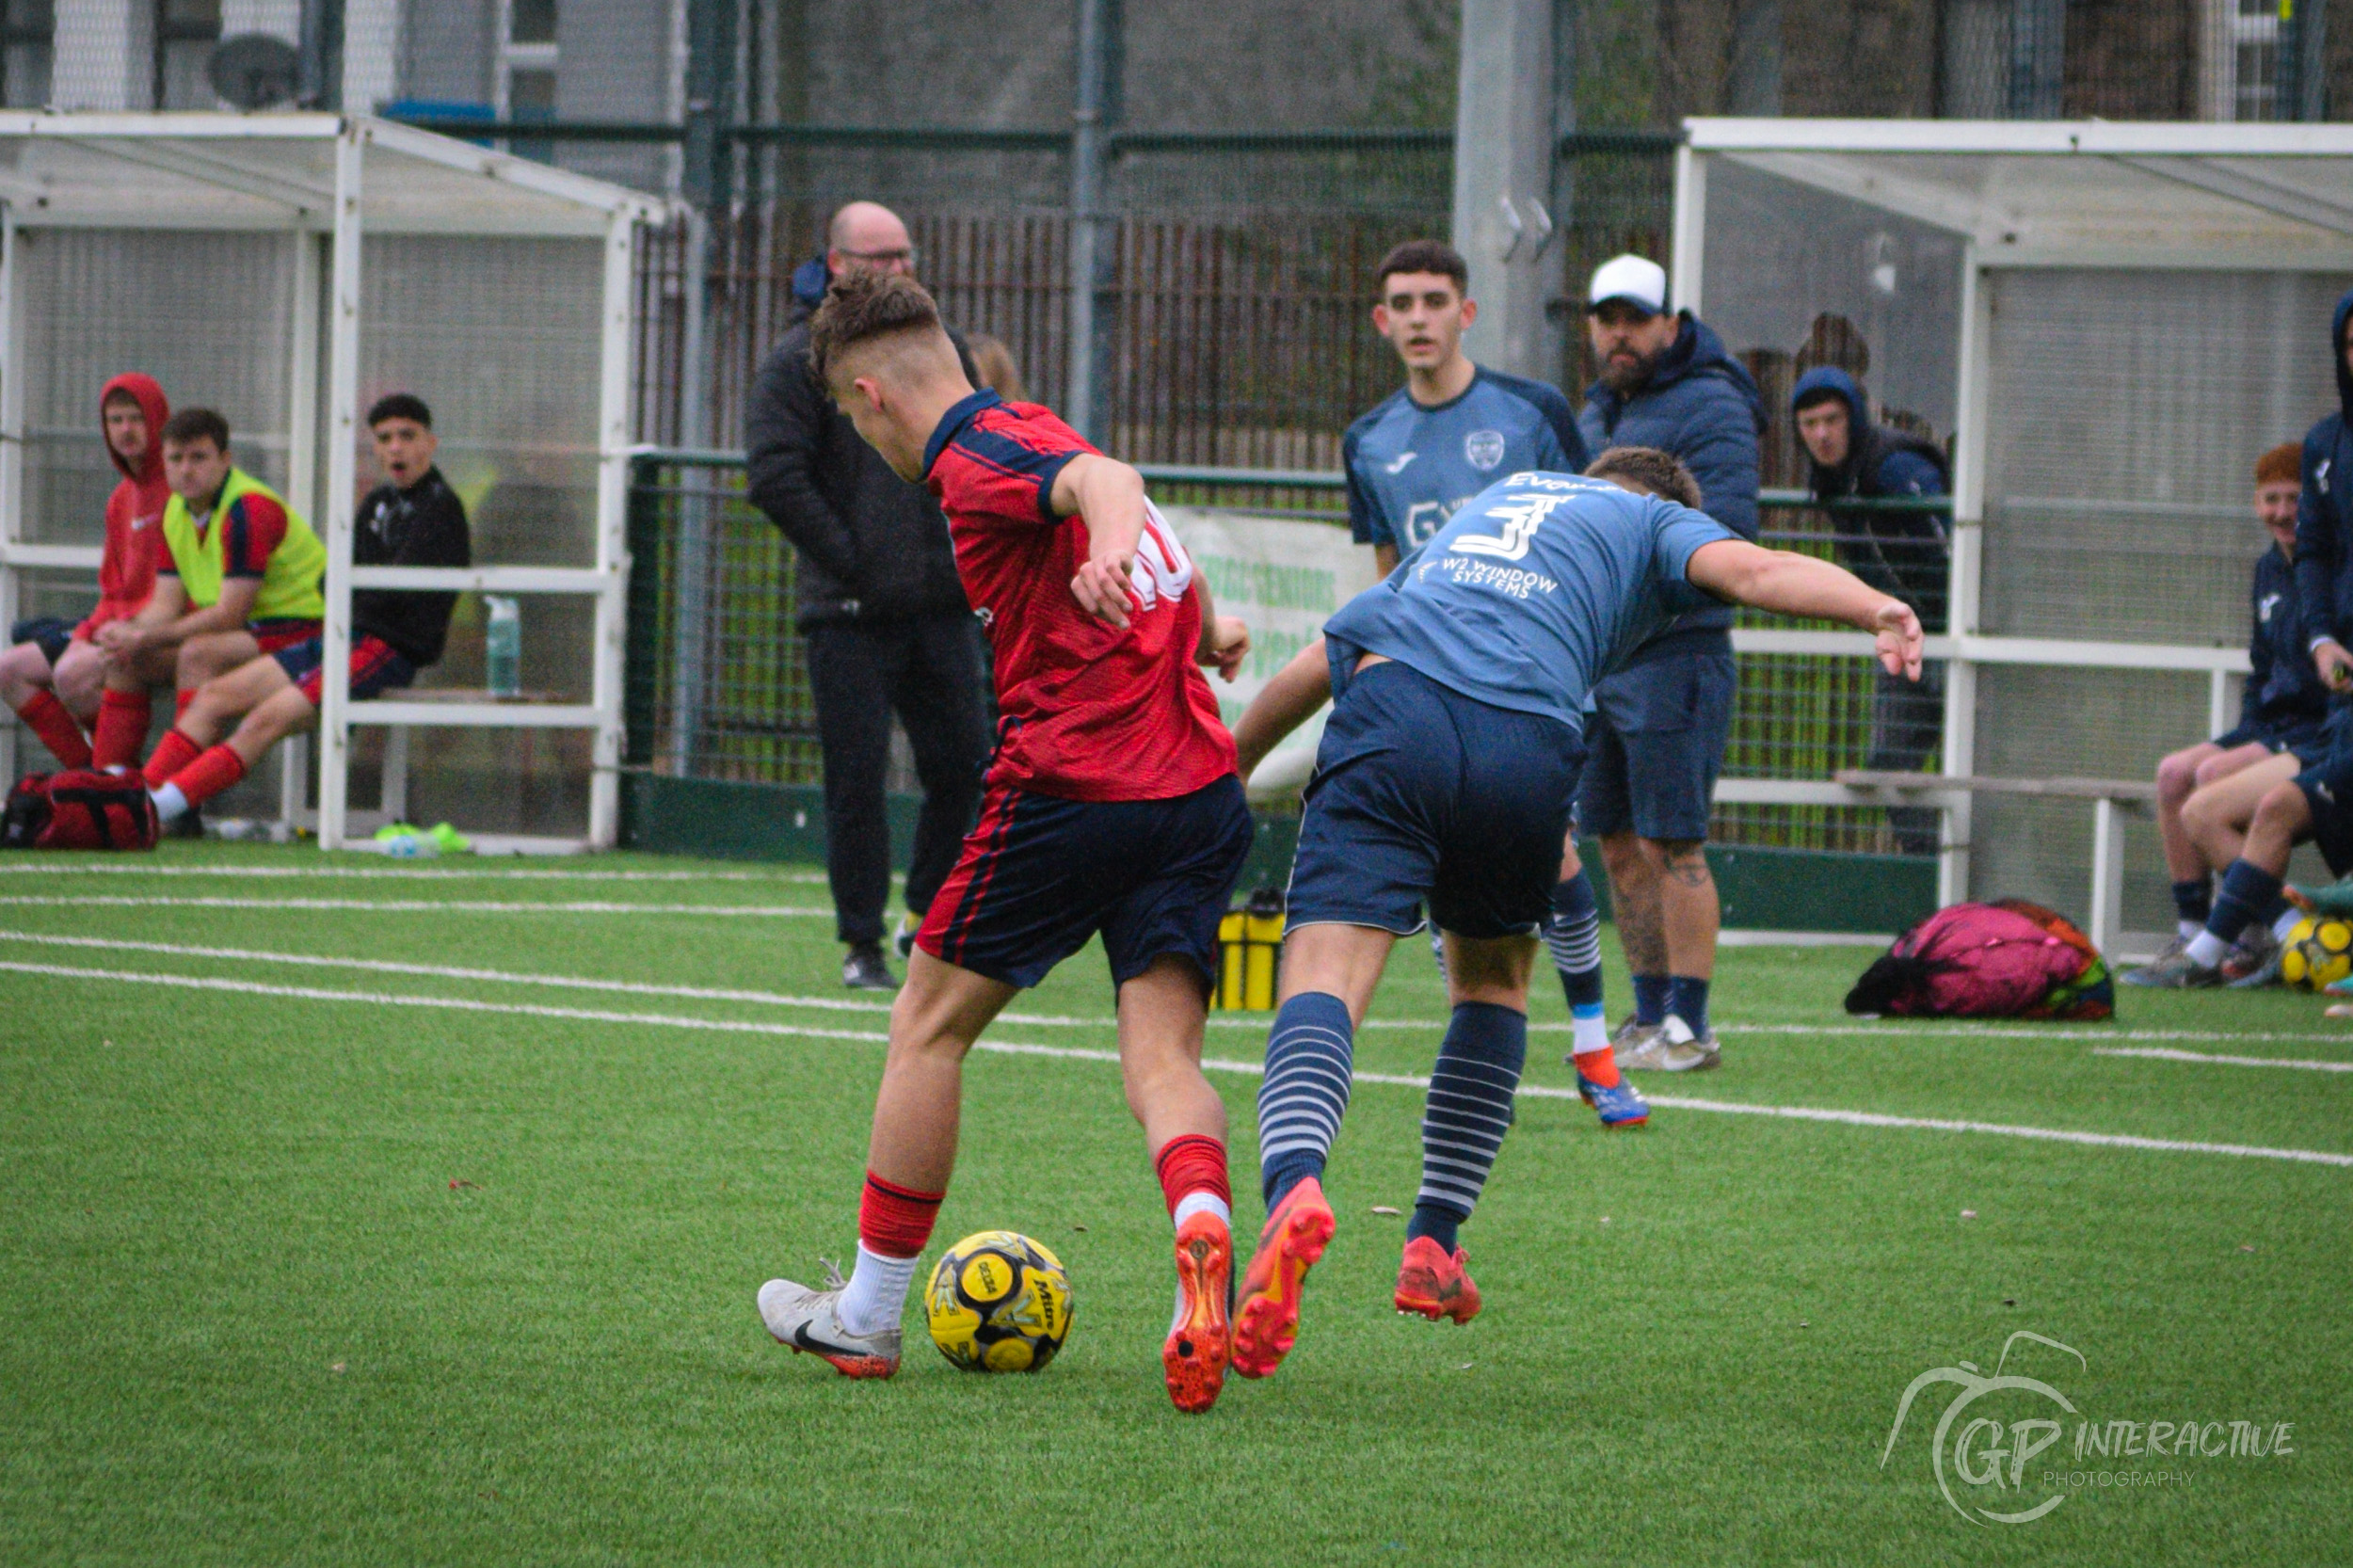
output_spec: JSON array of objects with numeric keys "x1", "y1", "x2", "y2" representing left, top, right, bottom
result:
[{"x1": 2, "y1": 0, "x2": 2309, "y2": 872}]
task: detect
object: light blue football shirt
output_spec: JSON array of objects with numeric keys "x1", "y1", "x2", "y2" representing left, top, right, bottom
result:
[
  {"x1": 1322, "y1": 471, "x2": 1736, "y2": 734},
  {"x1": 1343, "y1": 367, "x2": 1589, "y2": 553}
]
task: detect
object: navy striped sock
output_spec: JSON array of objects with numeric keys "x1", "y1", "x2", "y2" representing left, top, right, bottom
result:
[
  {"x1": 1407, "y1": 1002, "x2": 1527, "y2": 1253},
  {"x1": 2210, "y1": 860, "x2": 2284, "y2": 945},
  {"x1": 1546, "y1": 872, "x2": 1606, "y2": 1013},
  {"x1": 1257, "y1": 991, "x2": 1354, "y2": 1208}
]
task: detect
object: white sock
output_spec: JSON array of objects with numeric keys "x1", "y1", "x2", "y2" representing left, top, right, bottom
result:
[
  {"x1": 2273, "y1": 908, "x2": 2304, "y2": 941},
  {"x1": 1172, "y1": 1190, "x2": 1230, "y2": 1230},
  {"x1": 1570, "y1": 1003, "x2": 1609, "y2": 1057},
  {"x1": 151, "y1": 783, "x2": 187, "y2": 823},
  {"x1": 2185, "y1": 929, "x2": 2230, "y2": 968},
  {"x1": 836, "y1": 1242, "x2": 920, "y2": 1336},
  {"x1": 2178, "y1": 919, "x2": 2203, "y2": 941}
]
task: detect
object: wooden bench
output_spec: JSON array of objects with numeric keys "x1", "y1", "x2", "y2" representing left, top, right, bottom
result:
[{"x1": 1833, "y1": 769, "x2": 2158, "y2": 952}]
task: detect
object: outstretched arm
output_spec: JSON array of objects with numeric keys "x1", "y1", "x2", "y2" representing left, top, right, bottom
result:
[
  {"x1": 1232, "y1": 637, "x2": 1333, "y2": 783},
  {"x1": 1687, "y1": 539, "x2": 1923, "y2": 680},
  {"x1": 1053, "y1": 454, "x2": 1151, "y2": 627}
]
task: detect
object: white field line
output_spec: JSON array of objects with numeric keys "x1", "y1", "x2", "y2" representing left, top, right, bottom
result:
[
  {"x1": 0, "y1": 896, "x2": 833, "y2": 916},
  {"x1": 7, "y1": 957, "x2": 2348, "y2": 1170},
  {"x1": 0, "y1": 863, "x2": 824, "y2": 882},
  {"x1": 0, "y1": 930, "x2": 895, "y2": 1014},
  {"x1": 2095, "y1": 1047, "x2": 2353, "y2": 1074},
  {"x1": 7, "y1": 930, "x2": 2349, "y2": 1048}
]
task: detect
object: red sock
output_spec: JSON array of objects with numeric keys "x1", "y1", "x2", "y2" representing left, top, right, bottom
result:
[
  {"x1": 141, "y1": 728, "x2": 202, "y2": 790},
  {"x1": 12, "y1": 689, "x2": 90, "y2": 770},
  {"x1": 856, "y1": 1171, "x2": 944, "y2": 1258},
  {"x1": 1154, "y1": 1133, "x2": 1231, "y2": 1217},
  {"x1": 90, "y1": 689, "x2": 151, "y2": 770},
  {"x1": 174, "y1": 689, "x2": 196, "y2": 719},
  {"x1": 1574, "y1": 1048, "x2": 1622, "y2": 1089},
  {"x1": 168, "y1": 744, "x2": 247, "y2": 809}
]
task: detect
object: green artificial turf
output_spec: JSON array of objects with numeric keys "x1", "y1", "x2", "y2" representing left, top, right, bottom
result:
[{"x1": 1, "y1": 843, "x2": 2348, "y2": 1565}]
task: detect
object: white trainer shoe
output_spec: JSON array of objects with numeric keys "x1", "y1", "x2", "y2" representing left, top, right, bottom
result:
[
  {"x1": 1651, "y1": 1014, "x2": 1722, "y2": 1073},
  {"x1": 758, "y1": 1266, "x2": 902, "y2": 1379},
  {"x1": 1612, "y1": 1014, "x2": 1666, "y2": 1071}
]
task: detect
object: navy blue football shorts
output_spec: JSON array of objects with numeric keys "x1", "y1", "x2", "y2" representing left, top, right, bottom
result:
[
  {"x1": 1286, "y1": 659, "x2": 1586, "y2": 941},
  {"x1": 916, "y1": 774, "x2": 1251, "y2": 991},
  {"x1": 2295, "y1": 749, "x2": 2353, "y2": 877},
  {"x1": 1576, "y1": 644, "x2": 1736, "y2": 842},
  {"x1": 2214, "y1": 715, "x2": 2330, "y2": 768},
  {"x1": 10, "y1": 616, "x2": 75, "y2": 669}
]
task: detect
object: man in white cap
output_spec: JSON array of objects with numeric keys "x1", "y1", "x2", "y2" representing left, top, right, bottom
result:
[{"x1": 1571, "y1": 253, "x2": 1765, "y2": 1072}]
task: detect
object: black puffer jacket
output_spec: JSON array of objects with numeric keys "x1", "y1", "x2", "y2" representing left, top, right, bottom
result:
[{"x1": 744, "y1": 267, "x2": 979, "y2": 627}]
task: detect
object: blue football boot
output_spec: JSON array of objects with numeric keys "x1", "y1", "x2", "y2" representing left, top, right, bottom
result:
[{"x1": 1577, "y1": 1071, "x2": 1650, "y2": 1129}]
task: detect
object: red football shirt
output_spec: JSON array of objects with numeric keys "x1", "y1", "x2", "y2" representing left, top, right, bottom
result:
[{"x1": 922, "y1": 391, "x2": 1237, "y2": 802}]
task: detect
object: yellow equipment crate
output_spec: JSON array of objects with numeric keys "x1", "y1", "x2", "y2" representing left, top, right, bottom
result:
[{"x1": 1213, "y1": 889, "x2": 1286, "y2": 1011}]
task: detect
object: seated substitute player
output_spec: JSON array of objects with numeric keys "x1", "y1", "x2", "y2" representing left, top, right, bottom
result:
[
  {"x1": 89, "y1": 408, "x2": 324, "y2": 774},
  {"x1": 754, "y1": 271, "x2": 1257, "y2": 1415},
  {"x1": 2134, "y1": 741, "x2": 2353, "y2": 987},
  {"x1": 136, "y1": 394, "x2": 470, "y2": 824},
  {"x1": 2130, "y1": 441, "x2": 2329, "y2": 982},
  {"x1": 0, "y1": 374, "x2": 171, "y2": 769},
  {"x1": 1222, "y1": 447, "x2": 1921, "y2": 1377}
]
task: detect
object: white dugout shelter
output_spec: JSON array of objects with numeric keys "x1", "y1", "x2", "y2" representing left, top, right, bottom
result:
[
  {"x1": 0, "y1": 114, "x2": 663, "y2": 850},
  {"x1": 1687, "y1": 119, "x2": 2353, "y2": 946}
]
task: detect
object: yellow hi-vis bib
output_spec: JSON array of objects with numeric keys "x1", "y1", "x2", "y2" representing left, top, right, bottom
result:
[{"x1": 161, "y1": 467, "x2": 325, "y2": 622}]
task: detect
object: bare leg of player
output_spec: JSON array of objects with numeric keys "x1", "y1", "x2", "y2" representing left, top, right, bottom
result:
[
  {"x1": 1114, "y1": 953, "x2": 1237, "y2": 1413},
  {"x1": 758, "y1": 950, "x2": 1015, "y2": 1379},
  {"x1": 2184, "y1": 752, "x2": 2301, "y2": 872},
  {"x1": 148, "y1": 666, "x2": 317, "y2": 824},
  {"x1": 0, "y1": 639, "x2": 90, "y2": 768}
]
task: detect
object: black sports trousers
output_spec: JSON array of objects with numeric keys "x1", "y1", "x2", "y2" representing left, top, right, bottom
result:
[{"x1": 803, "y1": 613, "x2": 991, "y2": 947}]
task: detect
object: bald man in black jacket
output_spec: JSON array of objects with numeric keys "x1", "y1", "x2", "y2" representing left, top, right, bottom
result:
[{"x1": 745, "y1": 201, "x2": 990, "y2": 991}]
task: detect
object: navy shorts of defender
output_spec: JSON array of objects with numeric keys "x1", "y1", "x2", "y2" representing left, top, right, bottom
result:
[
  {"x1": 915, "y1": 775, "x2": 1252, "y2": 991},
  {"x1": 1286, "y1": 659, "x2": 1588, "y2": 940}
]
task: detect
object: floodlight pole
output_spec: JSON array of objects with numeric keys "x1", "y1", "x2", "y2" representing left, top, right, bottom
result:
[
  {"x1": 591, "y1": 211, "x2": 637, "y2": 850},
  {"x1": 317, "y1": 120, "x2": 365, "y2": 851},
  {"x1": 1450, "y1": 0, "x2": 1562, "y2": 380},
  {"x1": 1066, "y1": 0, "x2": 1119, "y2": 441}
]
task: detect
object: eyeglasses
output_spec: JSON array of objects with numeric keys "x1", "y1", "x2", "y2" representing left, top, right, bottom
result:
[{"x1": 834, "y1": 245, "x2": 920, "y2": 270}]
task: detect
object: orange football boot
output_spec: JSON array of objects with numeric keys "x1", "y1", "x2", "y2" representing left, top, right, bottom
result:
[
  {"x1": 1393, "y1": 1234, "x2": 1481, "y2": 1324},
  {"x1": 1162, "y1": 1210, "x2": 1234, "y2": 1413},
  {"x1": 1232, "y1": 1176, "x2": 1336, "y2": 1380}
]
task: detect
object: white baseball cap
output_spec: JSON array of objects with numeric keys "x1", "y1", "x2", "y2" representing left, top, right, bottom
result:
[{"x1": 1587, "y1": 254, "x2": 1668, "y2": 316}]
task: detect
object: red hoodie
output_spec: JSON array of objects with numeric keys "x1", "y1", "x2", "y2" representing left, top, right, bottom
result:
[{"x1": 73, "y1": 373, "x2": 171, "y2": 642}]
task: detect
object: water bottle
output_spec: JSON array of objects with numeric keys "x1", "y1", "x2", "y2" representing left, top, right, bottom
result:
[{"x1": 484, "y1": 595, "x2": 520, "y2": 698}]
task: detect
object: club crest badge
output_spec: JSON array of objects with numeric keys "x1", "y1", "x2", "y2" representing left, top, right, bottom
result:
[{"x1": 1464, "y1": 429, "x2": 1507, "y2": 472}]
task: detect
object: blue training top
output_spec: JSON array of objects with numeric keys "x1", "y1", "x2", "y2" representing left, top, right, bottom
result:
[
  {"x1": 1323, "y1": 470, "x2": 1736, "y2": 735},
  {"x1": 1343, "y1": 367, "x2": 1589, "y2": 554}
]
